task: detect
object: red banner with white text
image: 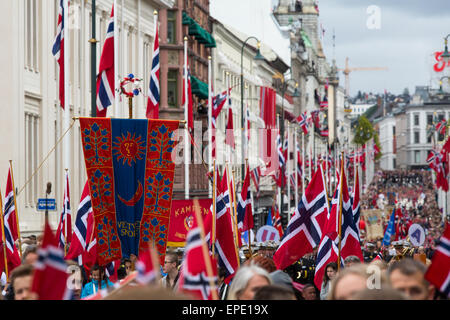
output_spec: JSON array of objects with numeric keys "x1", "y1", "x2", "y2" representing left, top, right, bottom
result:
[{"x1": 167, "y1": 199, "x2": 212, "y2": 247}]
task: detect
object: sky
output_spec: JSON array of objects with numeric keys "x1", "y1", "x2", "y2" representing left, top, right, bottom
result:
[{"x1": 211, "y1": 0, "x2": 450, "y2": 97}]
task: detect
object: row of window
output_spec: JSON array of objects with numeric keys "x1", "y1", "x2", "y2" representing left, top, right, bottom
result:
[{"x1": 412, "y1": 112, "x2": 446, "y2": 126}]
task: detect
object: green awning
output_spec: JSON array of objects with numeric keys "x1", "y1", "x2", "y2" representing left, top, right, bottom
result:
[
  {"x1": 301, "y1": 30, "x2": 313, "y2": 48},
  {"x1": 190, "y1": 75, "x2": 209, "y2": 100},
  {"x1": 182, "y1": 11, "x2": 216, "y2": 48}
]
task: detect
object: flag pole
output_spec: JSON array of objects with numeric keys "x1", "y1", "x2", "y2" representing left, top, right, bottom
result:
[
  {"x1": 9, "y1": 161, "x2": 22, "y2": 258},
  {"x1": 184, "y1": 37, "x2": 189, "y2": 200},
  {"x1": 230, "y1": 167, "x2": 241, "y2": 257},
  {"x1": 114, "y1": 0, "x2": 120, "y2": 118},
  {"x1": 227, "y1": 164, "x2": 240, "y2": 266},
  {"x1": 208, "y1": 56, "x2": 212, "y2": 198},
  {"x1": 294, "y1": 128, "x2": 299, "y2": 208},
  {"x1": 325, "y1": 142, "x2": 328, "y2": 195},
  {"x1": 287, "y1": 124, "x2": 291, "y2": 221},
  {"x1": 64, "y1": 168, "x2": 68, "y2": 256},
  {"x1": 193, "y1": 198, "x2": 219, "y2": 300},
  {"x1": 302, "y1": 131, "x2": 305, "y2": 194},
  {"x1": 211, "y1": 160, "x2": 216, "y2": 256},
  {"x1": 337, "y1": 152, "x2": 344, "y2": 271},
  {"x1": 63, "y1": 0, "x2": 70, "y2": 192},
  {"x1": 0, "y1": 189, "x2": 9, "y2": 281},
  {"x1": 90, "y1": 0, "x2": 97, "y2": 117}
]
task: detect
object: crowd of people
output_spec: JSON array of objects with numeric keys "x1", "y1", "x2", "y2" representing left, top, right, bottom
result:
[
  {"x1": 361, "y1": 169, "x2": 445, "y2": 253},
  {"x1": 0, "y1": 170, "x2": 447, "y2": 301},
  {"x1": 0, "y1": 234, "x2": 446, "y2": 301}
]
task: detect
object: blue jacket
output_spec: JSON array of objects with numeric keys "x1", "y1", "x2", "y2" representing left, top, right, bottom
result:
[{"x1": 81, "y1": 279, "x2": 115, "y2": 298}]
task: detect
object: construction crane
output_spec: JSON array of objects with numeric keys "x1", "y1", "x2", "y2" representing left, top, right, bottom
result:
[{"x1": 338, "y1": 57, "x2": 388, "y2": 97}]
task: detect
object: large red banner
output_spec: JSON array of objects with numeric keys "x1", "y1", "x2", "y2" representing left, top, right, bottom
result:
[{"x1": 167, "y1": 199, "x2": 212, "y2": 247}]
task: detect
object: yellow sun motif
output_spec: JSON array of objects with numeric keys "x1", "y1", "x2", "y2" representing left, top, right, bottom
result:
[{"x1": 112, "y1": 132, "x2": 146, "y2": 166}]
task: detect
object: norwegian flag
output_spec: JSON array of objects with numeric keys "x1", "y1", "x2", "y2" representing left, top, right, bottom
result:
[
  {"x1": 372, "y1": 252, "x2": 383, "y2": 262},
  {"x1": 427, "y1": 149, "x2": 440, "y2": 171},
  {"x1": 237, "y1": 165, "x2": 254, "y2": 232},
  {"x1": 320, "y1": 95, "x2": 328, "y2": 108},
  {"x1": 429, "y1": 150, "x2": 449, "y2": 192},
  {"x1": 65, "y1": 181, "x2": 91, "y2": 264},
  {"x1": 339, "y1": 167, "x2": 363, "y2": 263},
  {"x1": 135, "y1": 248, "x2": 159, "y2": 285},
  {"x1": 352, "y1": 168, "x2": 361, "y2": 238},
  {"x1": 273, "y1": 166, "x2": 329, "y2": 270},
  {"x1": 211, "y1": 89, "x2": 228, "y2": 159},
  {"x1": 436, "y1": 119, "x2": 447, "y2": 136},
  {"x1": 1, "y1": 168, "x2": 21, "y2": 274},
  {"x1": 296, "y1": 140, "x2": 303, "y2": 184},
  {"x1": 250, "y1": 167, "x2": 261, "y2": 195},
  {"x1": 32, "y1": 221, "x2": 71, "y2": 300},
  {"x1": 314, "y1": 165, "x2": 345, "y2": 289},
  {"x1": 443, "y1": 136, "x2": 450, "y2": 154},
  {"x1": 425, "y1": 224, "x2": 450, "y2": 297},
  {"x1": 182, "y1": 61, "x2": 194, "y2": 131},
  {"x1": 52, "y1": 0, "x2": 66, "y2": 109},
  {"x1": 146, "y1": 20, "x2": 160, "y2": 119},
  {"x1": 296, "y1": 112, "x2": 309, "y2": 134},
  {"x1": 204, "y1": 167, "x2": 239, "y2": 284},
  {"x1": 245, "y1": 106, "x2": 251, "y2": 145},
  {"x1": 56, "y1": 171, "x2": 72, "y2": 250},
  {"x1": 277, "y1": 130, "x2": 286, "y2": 168},
  {"x1": 179, "y1": 214, "x2": 218, "y2": 300},
  {"x1": 310, "y1": 110, "x2": 321, "y2": 130},
  {"x1": 104, "y1": 259, "x2": 120, "y2": 283},
  {"x1": 96, "y1": 5, "x2": 115, "y2": 117},
  {"x1": 211, "y1": 90, "x2": 228, "y2": 129},
  {"x1": 374, "y1": 144, "x2": 381, "y2": 157},
  {"x1": 225, "y1": 105, "x2": 235, "y2": 149},
  {"x1": 272, "y1": 205, "x2": 283, "y2": 238}
]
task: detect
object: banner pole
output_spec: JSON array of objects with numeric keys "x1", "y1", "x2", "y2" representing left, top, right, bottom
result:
[
  {"x1": 302, "y1": 132, "x2": 305, "y2": 194},
  {"x1": 212, "y1": 160, "x2": 216, "y2": 256},
  {"x1": 294, "y1": 128, "x2": 299, "y2": 208},
  {"x1": 114, "y1": 0, "x2": 120, "y2": 117},
  {"x1": 0, "y1": 189, "x2": 9, "y2": 281},
  {"x1": 208, "y1": 56, "x2": 212, "y2": 198},
  {"x1": 337, "y1": 152, "x2": 344, "y2": 271},
  {"x1": 184, "y1": 37, "x2": 189, "y2": 200}
]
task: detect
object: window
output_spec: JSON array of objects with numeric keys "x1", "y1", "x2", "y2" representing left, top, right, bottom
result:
[
  {"x1": 393, "y1": 158, "x2": 396, "y2": 169},
  {"x1": 25, "y1": 109, "x2": 40, "y2": 206},
  {"x1": 414, "y1": 114, "x2": 419, "y2": 126},
  {"x1": 414, "y1": 150, "x2": 420, "y2": 164},
  {"x1": 427, "y1": 114, "x2": 433, "y2": 125},
  {"x1": 25, "y1": 0, "x2": 40, "y2": 71},
  {"x1": 414, "y1": 131, "x2": 420, "y2": 144},
  {"x1": 427, "y1": 135, "x2": 432, "y2": 143},
  {"x1": 167, "y1": 69, "x2": 178, "y2": 108},
  {"x1": 167, "y1": 10, "x2": 176, "y2": 44}
]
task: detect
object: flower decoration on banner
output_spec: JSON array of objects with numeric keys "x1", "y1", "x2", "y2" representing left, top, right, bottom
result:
[{"x1": 119, "y1": 73, "x2": 143, "y2": 98}]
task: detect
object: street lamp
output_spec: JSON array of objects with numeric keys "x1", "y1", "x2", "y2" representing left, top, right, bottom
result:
[
  {"x1": 241, "y1": 37, "x2": 265, "y2": 181},
  {"x1": 442, "y1": 34, "x2": 450, "y2": 64}
]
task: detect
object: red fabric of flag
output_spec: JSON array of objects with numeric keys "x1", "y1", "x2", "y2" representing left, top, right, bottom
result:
[{"x1": 31, "y1": 221, "x2": 71, "y2": 300}]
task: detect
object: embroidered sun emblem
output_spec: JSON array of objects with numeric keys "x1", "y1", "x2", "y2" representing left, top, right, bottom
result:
[{"x1": 113, "y1": 132, "x2": 146, "y2": 166}]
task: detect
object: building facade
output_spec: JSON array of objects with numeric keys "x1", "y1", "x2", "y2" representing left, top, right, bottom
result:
[{"x1": 0, "y1": 0, "x2": 173, "y2": 234}]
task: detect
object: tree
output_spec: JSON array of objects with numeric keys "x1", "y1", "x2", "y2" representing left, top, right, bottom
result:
[{"x1": 353, "y1": 115, "x2": 374, "y2": 146}]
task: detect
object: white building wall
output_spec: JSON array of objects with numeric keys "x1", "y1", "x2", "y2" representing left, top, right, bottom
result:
[{"x1": 0, "y1": 0, "x2": 172, "y2": 235}]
